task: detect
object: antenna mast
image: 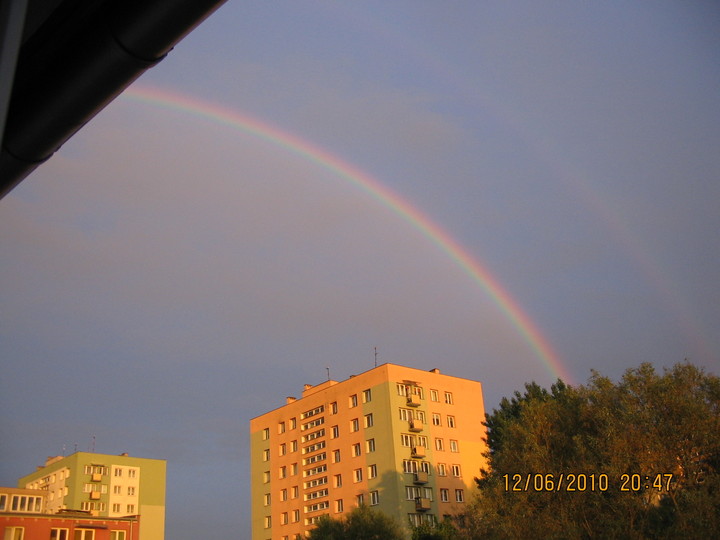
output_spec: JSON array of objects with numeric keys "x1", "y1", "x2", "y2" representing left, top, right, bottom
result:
[{"x1": 374, "y1": 346, "x2": 378, "y2": 368}]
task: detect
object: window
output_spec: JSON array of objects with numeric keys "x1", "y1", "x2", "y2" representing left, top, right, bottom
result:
[
  {"x1": 335, "y1": 499, "x2": 344, "y2": 513},
  {"x1": 364, "y1": 413, "x2": 374, "y2": 428},
  {"x1": 368, "y1": 464, "x2": 377, "y2": 479},
  {"x1": 279, "y1": 465, "x2": 287, "y2": 478},
  {"x1": 262, "y1": 427, "x2": 270, "y2": 440},
  {"x1": 304, "y1": 476, "x2": 327, "y2": 489},
  {"x1": 306, "y1": 488, "x2": 328, "y2": 501},
  {"x1": 397, "y1": 383, "x2": 408, "y2": 396},
  {"x1": 406, "y1": 487, "x2": 417, "y2": 500},
  {"x1": 264, "y1": 493, "x2": 271, "y2": 506},
  {"x1": 353, "y1": 468, "x2": 363, "y2": 483},
  {"x1": 263, "y1": 471, "x2": 270, "y2": 483},
  {"x1": 278, "y1": 421, "x2": 286, "y2": 433},
  {"x1": 127, "y1": 469, "x2": 136, "y2": 479},
  {"x1": 334, "y1": 474, "x2": 342, "y2": 487},
  {"x1": 113, "y1": 485, "x2": 121, "y2": 494},
  {"x1": 264, "y1": 516, "x2": 271, "y2": 529},
  {"x1": 450, "y1": 440, "x2": 459, "y2": 452},
  {"x1": 4, "y1": 528, "x2": 23, "y2": 540},
  {"x1": 280, "y1": 512, "x2": 288, "y2": 525},
  {"x1": 350, "y1": 418, "x2": 359, "y2": 432},
  {"x1": 370, "y1": 490, "x2": 379, "y2": 506},
  {"x1": 400, "y1": 433, "x2": 414, "y2": 447},
  {"x1": 444, "y1": 391, "x2": 453, "y2": 404},
  {"x1": 305, "y1": 501, "x2": 330, "y2": 513},
  {"x1": 112, "y1": 503, "x2": 121, "y2": 513},
  {"x1": 432, "y1": 413, "x2": 442, "y2": 426},
  {"x1": 127, "y1": 486, "x2": 135, "y2": 496},
  {"x1": 303, "y1": 441, "x2": 326, "y2": 454},
  {"x1": 331, "y1": 425, "x2": 339, "y2": 438},
  {"x1": 437, "y1": 463, "x2": 447, "y2": 476},
  {"x1": 451, "y1": 464, "x2": 461, "y2": 477},
  {"x1": 349, "y1": 394, "x2": 358, "y2": 408},
  {"x1": 291, "y1": 463, "x2": 298, "y2": 475},
  {"x1": 301, "y1": 406, "x2": 325, "y2": 419},
  {"x1": 290, "y1": 417, "x2": 297, "y2": 429},
  {"x1": 280, "y1": 443, "x2": 287, "y2": 455},
  {"x1": 302, "y1": 417, "x2": 325, "y2": 431},
  {"x1": 366, "y1": 438, "x2": 376, "y2": 453},
  {"x1": 362, "y1": 389, "x2": 372, "y2": 403},
  {"x1": 292, "y1": 509, "x2": 300, "y2": 522},
  {"x1": 263, "y1": 447, "x2": 271, "y2": 461},
  {"x1": 430, "y1": 389, "x2": 439, "y2": 402},
  {"x1": 352, "y1": 443, "x2": 362, "y2": 457},
  {"x1": 280, "y1": 488, "x2": 288, "y2": 501},
  {"x1": 304, "y1": 428, "x2": 325, "y2": 442},
  {"x1": 440, "y1": 488, "x2": 449, "y2": 502},
  {"x1": 51, "y1": 531, "x2": 69, "y2": 540},
  {"x1": 447, "y1": 415, "x2": 456, "y2": 428},
  {"x1": 304, "y1": 465, "x2": 327, "y2": 477},
  {"x1": 455, "y1": 489, "x2": 465, "y2": 502},
  {"x1": 417, "y1": 435, "x2": 428, "y2": 447},
  {"x1": 292, "y1": 486, "x2": 299, "y2": 499},
  {"x1": 403, "y1": 459, "x2": 417, "y2": 473},
  {"x1": 291, "y1": 440, "x2": 298, "y2": 452},
  {"x1": 332, "y1": 449, "x2": 341, "y2": 463},
  {"x1": 435, "y1": 438, "x2": 444, "y2": 451},
  {"x1": 356, "y1": 494, "x2": 364, "y2": 506},
  {"x1": 330, "y1": 402, "x2": 338, "y2": 414},
  {"x1": 74, "y1": 532, "x2": 95, "y2": 540},
  {"x1": 303, "y1": 453, "x2": 325, "y2": 466},
  {"x1": 114, "y1": 468, "x2": 123, "y2": 477}
]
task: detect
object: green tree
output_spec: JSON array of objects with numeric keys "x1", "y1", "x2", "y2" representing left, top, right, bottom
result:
[
  {"x1": 307, "y1": 505, "x2": 405, "y2": 540},
  {"x1": 411, "y1": 518, "x2": 460, "y2": 539},
  {"x1": 462, "y1": 362, "x2": 720, "y2": 539}
]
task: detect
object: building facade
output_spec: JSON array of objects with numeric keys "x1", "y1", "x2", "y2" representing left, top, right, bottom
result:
[
  {"x1": 249, "y1": 363, "x2": 488, "y2": 539},
  {"x1": 17, "y1": 452, "x2": 165, "y2": 540},
  {"x1": 1, "y1": 511, "x2": 139, "y2": 540}
]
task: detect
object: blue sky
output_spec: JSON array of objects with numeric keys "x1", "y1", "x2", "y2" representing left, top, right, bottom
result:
[{"x1": 1, "y1": 2, "x2": 719, "y2": 538}]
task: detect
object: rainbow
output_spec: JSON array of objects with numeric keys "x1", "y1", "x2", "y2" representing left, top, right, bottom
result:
[{"x1": 121, "y1": 84, "x2": 571, "y2": 383}]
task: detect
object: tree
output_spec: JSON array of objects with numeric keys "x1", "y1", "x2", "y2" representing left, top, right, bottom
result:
[
  {"x1": 411, "y1": 518, "x2": 459, "y2": 539},
  {"x1": 307, "y1": 505, "x2": 405, "y2": 540},
  {"x1": 462, "y1": 362, "x2": 720, "y2": 539}
]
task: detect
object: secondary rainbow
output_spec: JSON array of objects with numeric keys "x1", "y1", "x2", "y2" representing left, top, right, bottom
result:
[{"x1": 122, "y1": 84, "x2": 571, "y2": 383}]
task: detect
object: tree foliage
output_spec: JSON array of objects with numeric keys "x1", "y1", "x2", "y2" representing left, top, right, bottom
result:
[
  {"x1": 307, "y1": 505, "x2": 405, "y2": 540},
  {"x1": 462, "y1": 362, "x2": 720, "y2": 539},
  {"x1": 411, "y1": 518, "x2": 460, "y2": 540}
]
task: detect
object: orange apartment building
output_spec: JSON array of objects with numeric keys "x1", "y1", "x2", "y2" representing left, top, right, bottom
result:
[{"x1": 249, "y1": 363, "x2": 488, "y2": 539}]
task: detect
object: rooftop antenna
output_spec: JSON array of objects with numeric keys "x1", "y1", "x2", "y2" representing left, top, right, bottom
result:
[
  {"x1": 374, "y1": 346, "x2": 378, "y2": 368},
  {"x1": 326, "y1": 367, "x2": 330, "y2": 381},
  {"x1": 91, "y1": 435, "x2": 96, "y2": 453}
]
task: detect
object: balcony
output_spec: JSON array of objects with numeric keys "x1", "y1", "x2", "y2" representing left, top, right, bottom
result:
[
  {"x1": 414, "y1": 471, "x2": 429, "y2": 484},
  {"x1": 91, "y1": 473, "x2": 103, "y2": 482},
  {"x1": 89, "y1": 492, "x2": 101, "y2": 500},
  {"x1": 409, "y1": 418, "x2": 423, "y2": 432},
  {"x1": 406, "y1": 394, "x2": 421, "y2": 407},
  {"x1": 415, "y1": 497, "x2": 431, "y2": 511},
  {"x1": 411, "y1": 445, "x2": 425, "y2": 458}
]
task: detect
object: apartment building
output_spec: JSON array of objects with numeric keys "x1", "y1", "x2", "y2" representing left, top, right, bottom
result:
[
  {"x1": 17, "y1": 452, "x2": 165, "y2": 540},
  {"x1": 249, "y1": 363, "x2": 488, "y2": 539}
]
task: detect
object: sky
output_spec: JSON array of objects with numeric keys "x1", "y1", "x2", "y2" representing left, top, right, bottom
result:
[{"x1": 1, "y1": 1, "x2": 719, "y2": 537}]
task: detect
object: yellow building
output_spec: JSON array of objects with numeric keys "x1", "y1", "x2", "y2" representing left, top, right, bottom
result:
[
  {"x1": 18, "y1": 452, "x2": 166, "y2": 540},
  {"x1": 250, "y1": 363, "x2": 488, "y2": 539}
]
